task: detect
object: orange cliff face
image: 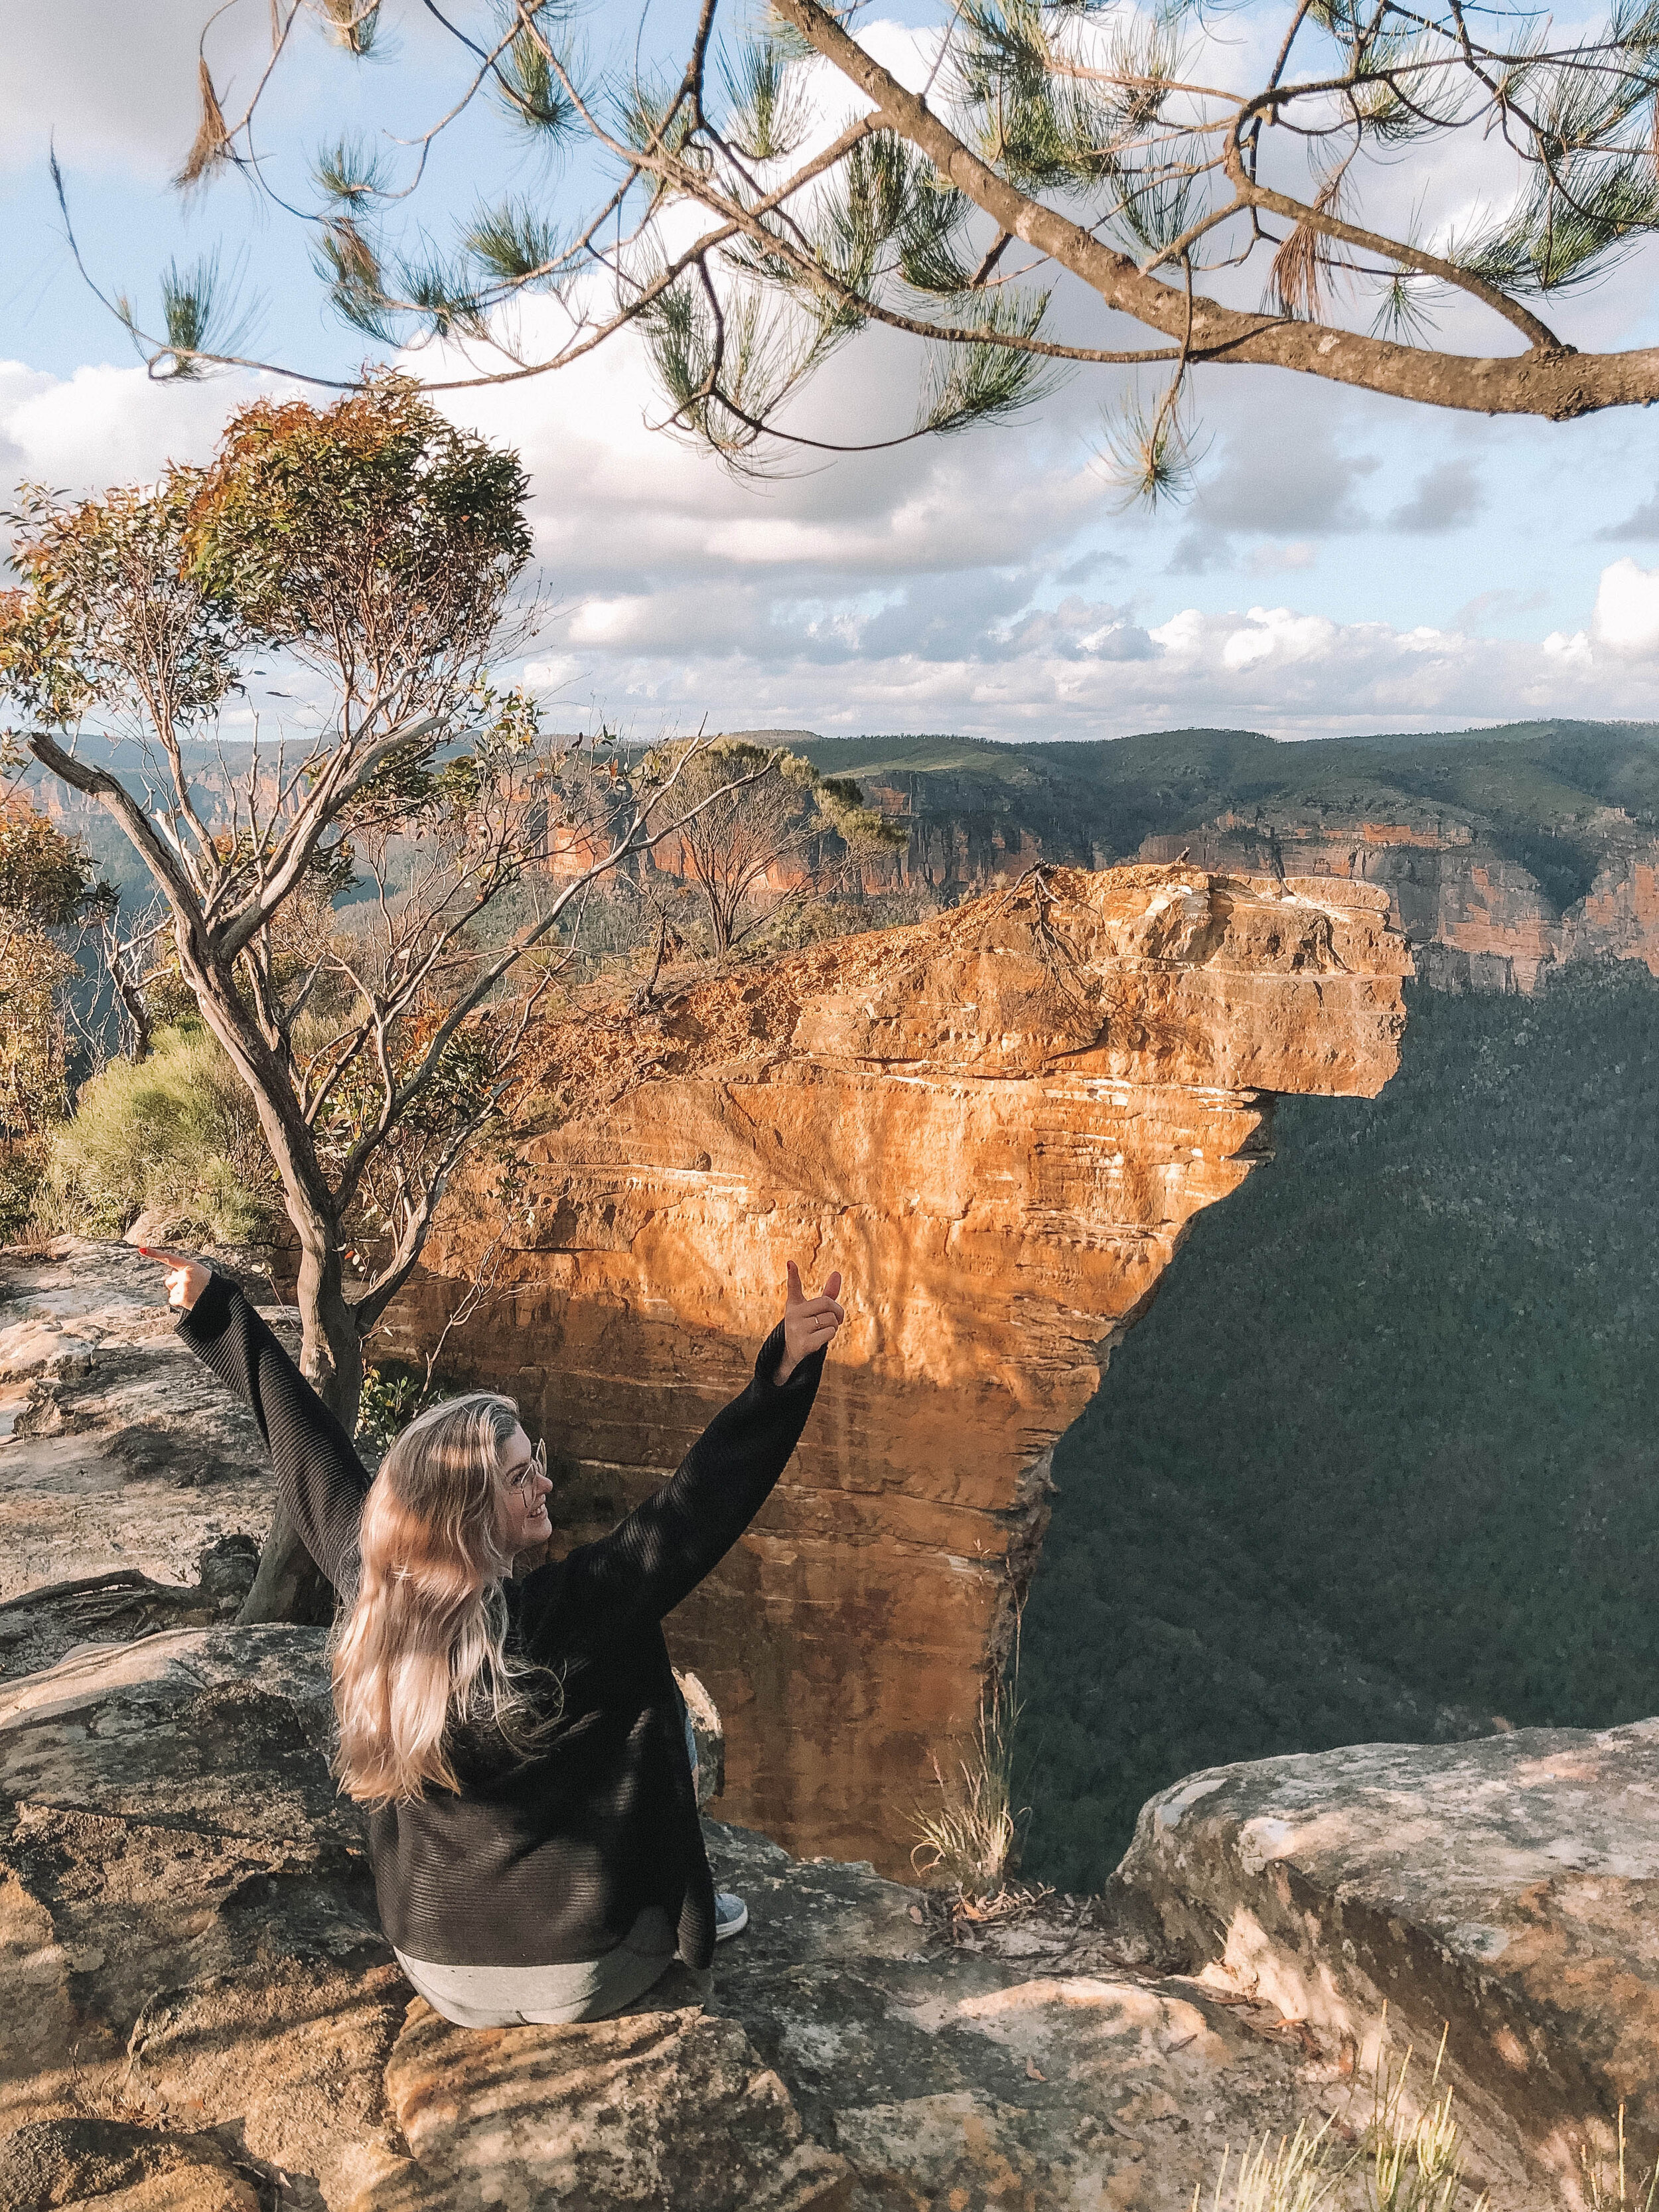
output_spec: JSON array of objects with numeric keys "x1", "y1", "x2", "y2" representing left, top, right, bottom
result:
[
  {"x1": 379, "y1": 865, "x2": 1409, "y2": 1876},
  {"x1": 1141, "y1": 815, "x2": 1659, "y2": 994}
]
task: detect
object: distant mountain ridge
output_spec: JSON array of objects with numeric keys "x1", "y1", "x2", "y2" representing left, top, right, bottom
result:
[
  {"x1": 25, "y1": 720, "x2": 1659, "y2": 992},
  {"x1": 788, "y1": 721, "x2": 1659, "y2": 993}
]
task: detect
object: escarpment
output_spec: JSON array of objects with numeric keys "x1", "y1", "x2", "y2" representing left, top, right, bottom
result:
[
  {"x1": 785, "y1": 726, "x2": 1659, "y2": 996},
  {"x1": 380, "y1": 865, "x2": 1409, "y2": 1876},
  {"x1": 1138, "y1": 817, "x2": 1659, "y2": 995}
]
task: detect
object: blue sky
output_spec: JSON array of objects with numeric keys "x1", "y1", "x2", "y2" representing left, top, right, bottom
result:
[{"x1": 6, "y1": 0, "x2": 1659, "y2": 741}]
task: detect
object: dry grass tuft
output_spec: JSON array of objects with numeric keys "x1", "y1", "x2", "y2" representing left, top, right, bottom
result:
[
  {"x1": 1191, "y1": 2026, "x2": 1492, "y2": 2212},
  {"x1": 908, "y1": 1655, "x2": 1027, "y2": 1903},
  {"x1": 1581, "y1": 2108, "x2": 1659, "y2": 2212}
]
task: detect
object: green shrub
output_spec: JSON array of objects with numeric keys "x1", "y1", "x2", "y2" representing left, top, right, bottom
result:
[
  {"x1": 357, "y1": 1361, "x2": 432, "y2": 1449},
  {"x1": 0, "y1": 1142, "x2": 46, "y2": 1244},
  {"x1": 354, "y1": 1361, "x2": 473, "y2": 1449},
  {"x1": 46, "y1": 1021, "x2": 279, "y2": 1245}
]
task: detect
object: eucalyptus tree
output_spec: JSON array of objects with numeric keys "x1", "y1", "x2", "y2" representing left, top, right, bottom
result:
[
  {"x1": 646, "y1": 741, "x2": 906, "y2": 963},
  {"x1": 86, "y1": 0, "x2": 1659, "y2": 494},
  {"x1": 0, "y1": 377, "x2": 762, "y2": 1621},
  {"x1": 0, "y1": 802, "x2": 109, "y2": 1141}
]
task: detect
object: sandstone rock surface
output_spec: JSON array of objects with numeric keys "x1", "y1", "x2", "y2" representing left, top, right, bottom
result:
[
  {"x1": 382, "y1": 866, "x2": 1408, "y2": 1872},
  {"x1": 0, "y1": 1242, "x2": 280, "y2": 1619},
  {"x1": 0, "y1": 1621, "x2": 1499, "y2": 2212},
  {"x1": 1140, "y1": 818, "x2": 1659, "y2": 995},
  {"x1": 1119, "y1": 1722, "x2": 1659, "y2": 2195}
]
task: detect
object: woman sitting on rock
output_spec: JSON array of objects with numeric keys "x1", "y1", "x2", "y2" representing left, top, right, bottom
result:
[{"x1": 153, "y1": 1249, "x2": 844, "y2": 2029}]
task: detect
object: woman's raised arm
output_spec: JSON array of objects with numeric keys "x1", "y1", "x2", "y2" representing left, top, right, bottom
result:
[
  {"x1": 151, "y1": 1250, "x2": 371, "y2": 1593},
  {"x1": 543, "y1": 1264, "x2": 847, "y2": 1638}
]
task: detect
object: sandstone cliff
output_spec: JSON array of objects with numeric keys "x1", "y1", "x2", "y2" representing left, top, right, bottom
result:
[
  {"x1": 376, "y1": 865, "x2": 1407, "y2": 1876},
  {"x1": 850, "y1": 780, "x2": 1659, "y2": 998},
  {"x1": 1137, "y1": 816, "x2": 1659, "y2": 996},
  {"x1": 790, "y1": 726, "x2": 1659, "y2": 997}
]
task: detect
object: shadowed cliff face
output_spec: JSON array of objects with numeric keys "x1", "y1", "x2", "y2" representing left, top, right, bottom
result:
[{"x1": 380, "y1": 866, "x2": 1409, "y2": 1876}]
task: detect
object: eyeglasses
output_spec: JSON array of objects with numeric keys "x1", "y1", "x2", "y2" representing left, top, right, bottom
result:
[{"x1": 504, "y1": 1438, "x2": 547, "y2": 1491}]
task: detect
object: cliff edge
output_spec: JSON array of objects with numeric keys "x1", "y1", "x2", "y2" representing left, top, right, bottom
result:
[
  {"x1": 381, "y1": 864, "x2": 1409, "y2": 1873},
  {"x1": 1, "y1": 1621, "x2": 1647, "y2": 2210}
]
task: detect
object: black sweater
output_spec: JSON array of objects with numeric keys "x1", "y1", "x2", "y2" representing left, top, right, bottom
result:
[{"x1": 177, "y1": 1273, "x2": 824, "y2": 1970}]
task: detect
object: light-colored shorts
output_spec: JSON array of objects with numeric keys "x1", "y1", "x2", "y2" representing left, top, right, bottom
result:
[{"x1": 397, "y1": 1905, "x2": 713, "y2": 2028}]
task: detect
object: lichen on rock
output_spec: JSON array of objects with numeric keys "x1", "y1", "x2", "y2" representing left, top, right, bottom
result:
[{"x1": 1119, "y1": 1720, "x2": 1659, "y2": 2197}]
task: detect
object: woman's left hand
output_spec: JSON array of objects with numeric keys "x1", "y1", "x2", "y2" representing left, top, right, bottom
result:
[
  {"x1": 140, "y1": 1246, "x2": 212, "y2": 1313},
  {"x1": 776, "y1": 1260, "x2": 845, "y2": 1384}
]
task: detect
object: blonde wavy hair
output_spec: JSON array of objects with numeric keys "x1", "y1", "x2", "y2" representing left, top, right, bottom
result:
[{"x1": 330, "y1": 1390, "x2": 557, "y2": 1808}]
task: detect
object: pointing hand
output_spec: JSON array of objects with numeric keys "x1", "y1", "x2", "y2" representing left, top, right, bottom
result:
[
  {"x1": 139, "y1": 1246, "x2": 211, "y2": 1313},
  {"x1": 776, "y1": 1260, "x2": 845, "y2": 1384}
]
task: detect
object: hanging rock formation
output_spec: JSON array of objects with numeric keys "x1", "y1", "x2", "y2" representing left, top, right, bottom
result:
[
  {"x1": 380, "y1": 865, "x2": 1409, "y2": 1876},
  {"x1": 1139, "y1": 818, "x2": 1659, "y2": 995}
]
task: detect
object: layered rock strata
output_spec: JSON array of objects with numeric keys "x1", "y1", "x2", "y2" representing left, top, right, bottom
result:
[
  {"x1": 381, "y1": 867, "x2": 1408, "y2": 1875},
  {"x1": 1140, "y1": 818, "x2": 1659, "y2": 994}
]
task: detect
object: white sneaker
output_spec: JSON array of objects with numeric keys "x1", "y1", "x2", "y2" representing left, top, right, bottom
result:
[{"x1": 713, "y1": 1891, "x2": 749, "y2": 1941}]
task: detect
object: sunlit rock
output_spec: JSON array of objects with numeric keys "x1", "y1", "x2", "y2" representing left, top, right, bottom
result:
[{"x1": 386, "y1": 866, "x2": 1409, "y2": 1872}]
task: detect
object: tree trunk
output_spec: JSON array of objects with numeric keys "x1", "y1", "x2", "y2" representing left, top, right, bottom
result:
[
  {"x1": 236, "y1": 1224, "x2": 366, "y2": 1628},
  {"x1": 295, "y1": 1232, "x2": 368, "y2": 1429},
  {"x1": 708, "y1": 889, "x2": 735, "y2": 962},
  {"x1": 234, "y1": 1497, "x2": 336, "y2": 1627},
  {"x1": 108, "y1": 965, "x2": 151, "y2": 1064}
]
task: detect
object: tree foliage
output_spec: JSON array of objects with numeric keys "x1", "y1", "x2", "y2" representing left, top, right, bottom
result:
[
  {"x1": 0, "y1": 803, "x2": 108, "y2": 1142},
  {"x1": 70, "y1": 0, "x2": 1659, "y2": 495},
  {"x1": 642, "y1": 740, "x2": 906, "y2": 962},
  {"x1": 0, "y1": 375, "x2": 766, "y2": 1621},
  {"x1": 186, "y1": 383, "x2": 531, "y2": 683},
  {"x1": 47, "y1": 1019, "x2": 279, "y2": 1245}
]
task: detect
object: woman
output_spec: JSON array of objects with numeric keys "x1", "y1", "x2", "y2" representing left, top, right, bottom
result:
[{"x1": 156, "y1": 1248, "x2": 845, "y2": 2029}]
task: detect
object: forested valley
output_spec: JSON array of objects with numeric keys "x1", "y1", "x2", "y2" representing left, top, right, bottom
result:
[{"x1": 1019, "y1": 960, "x2": 1659, "y2": 1892}]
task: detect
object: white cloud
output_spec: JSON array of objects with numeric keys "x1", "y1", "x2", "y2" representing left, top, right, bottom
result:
[
  {"x1": 1386, "y1": 459, "x2": 1488, "y2": 536},
  {"x1": 0, "y1": 0, "x2": 276, "y2": 179},
  {"x1": 0, "y1": 358, "x2": 269, "y2": 498},
  {"x1": 1544, "y1": 628, "x2": 1593, "y2": 669},
  {"x1": 1590, "y1": 557, "x2": 1659, "y2": 660},
  {"x1": 509, "y1": 571, "x2": 1659, "y2": 741},
  {"x1": 3, "y1": 330, "x2": 1649, "y2": 736},
  {"x1": 1246, "y1": 542, "x2": 1317, "y2": 575},
  {"x1": 439, "y1": 307, "x2": 1106, "y2": 597}
]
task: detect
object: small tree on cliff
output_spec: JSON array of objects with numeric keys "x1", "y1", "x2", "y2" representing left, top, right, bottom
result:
[
  {"x1": 78, "y1": 0, "x2": 1659, "y2": 488},
  {"x1": 0, "y1": 378, "x2": 762, "y2": 1622},
  {"x1": 646, "y1": 741, "x2": 904, "y2": 966}
]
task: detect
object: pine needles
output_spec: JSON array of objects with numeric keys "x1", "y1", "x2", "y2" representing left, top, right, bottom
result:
[{"x1": 175, "y1": 58, "x2": 232, "y2": 191}]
